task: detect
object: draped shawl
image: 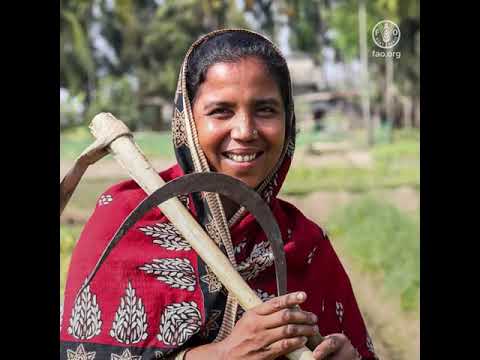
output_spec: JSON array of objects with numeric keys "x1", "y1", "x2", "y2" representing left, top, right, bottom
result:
[{"x1": 60, "y1": 29, "x2": 378, "y2": 360}]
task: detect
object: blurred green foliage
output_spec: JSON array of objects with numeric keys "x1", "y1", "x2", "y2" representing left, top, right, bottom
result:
[
  {"x1": 60, "y1": 225, "x2": 83, "y2": 301},
  {"x1": 85, "y1": 75, "x2": 140, "y2": 129},
  {"x1": 60, "y1": 91, "x2": 86, "y2": 129},
  {"x1": 327, "y1": 195, "x2": 419, "y2": 311},
  {"x1": 60, "y1": 0, "x2": 249, "y2": 129},
  {"x1": 61, "y1": 0, "x2": 419, "y2": 132}
]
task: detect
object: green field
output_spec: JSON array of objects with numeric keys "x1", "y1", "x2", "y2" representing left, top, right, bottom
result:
[
  {"x1": 283, "y1": 133, "x2": 419, "y2": 195},
  {"x1": 327, "y1": 195, "x2": 419, "y2": 312},
  {"x1": 60, "y1": 126, "x2": 175, "y2": 160}
]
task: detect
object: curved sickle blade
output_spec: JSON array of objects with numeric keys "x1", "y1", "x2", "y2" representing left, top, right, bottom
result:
[{"x1": 81, "y1": 173, "x2": 287, "y2": 298}]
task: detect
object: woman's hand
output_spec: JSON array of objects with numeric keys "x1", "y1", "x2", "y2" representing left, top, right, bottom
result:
[
  {"x1": 312, "y1": 334, "x2": 361, "y2": 360},
  {"x1": 217, "y1": 291, "x2": 320, "y2": 360}
]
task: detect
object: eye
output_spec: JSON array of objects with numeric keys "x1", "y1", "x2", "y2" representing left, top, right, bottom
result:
[
  {"x1": 207, "y1": 108, "x2": 233, "y2": 119},
  {"x1": 257, "y1": 106, "x2": 277, "y2": 117}
]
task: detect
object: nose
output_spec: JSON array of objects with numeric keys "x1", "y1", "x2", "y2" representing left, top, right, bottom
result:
[{"x1": 230, "y1": 111, "x2": 257, "y2": 141}]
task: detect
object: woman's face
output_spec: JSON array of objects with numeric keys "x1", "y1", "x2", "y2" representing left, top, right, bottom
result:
[{"x1": 192, "y1": 57, "x2": 286, "y2": 188}]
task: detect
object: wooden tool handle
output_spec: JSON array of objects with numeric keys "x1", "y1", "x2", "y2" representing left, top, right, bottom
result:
[
  {"x1": 90, "y1": 113, "x2": 315, "y2": 360},
  {"x1": 60, "y1": 118, "x2": 130, "y2": 216}
]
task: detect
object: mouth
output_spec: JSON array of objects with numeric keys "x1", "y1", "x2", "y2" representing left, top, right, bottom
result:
[{"x1": 222, "y1": 151, "x2": 264, "y2": 163}]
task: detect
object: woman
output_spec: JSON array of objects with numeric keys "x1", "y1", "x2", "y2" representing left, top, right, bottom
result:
[{"x1": 60, "y1": 29, "x2": 378, "y2": 360}]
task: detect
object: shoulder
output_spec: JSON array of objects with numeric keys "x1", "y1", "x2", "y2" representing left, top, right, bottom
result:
[
  {"x1": 274, "y1": 197, "x2": 332, "y2": 268},
  {"x1": 69, "y1": 164, "x2": 181, "y2": 266},
  {"x1": 275, "y1": 197, "x2": 328, "y2": 242},
  {"x1": 278, "y1": 198, "x2": 353, "y2": 290},
  {"x1": 95, "y1": 163, "x2": 181, "y2": 213},
  {"x1": 80, "y1": 163, "x2": 181, "y2": 240}
]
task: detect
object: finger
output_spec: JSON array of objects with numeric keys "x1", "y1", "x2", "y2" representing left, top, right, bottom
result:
[
  {"x1": 313, "y1": 334, "x2": 347, "y2": 359},
  {"x1": 261, "y1": 324, "x2": 320, "y2": 347},
  {"x1": 263, "y1": 307, "x2": 318, "y2": 329},
  {"x1": 328, "y1": 339, "x2": 361, "y2": 360},
  {"x1": 260, "y1": 336, "x2": 309, "y2": 359},
  {"x1": 254, "y1": 292, "x2": 307, "y2": 316}
]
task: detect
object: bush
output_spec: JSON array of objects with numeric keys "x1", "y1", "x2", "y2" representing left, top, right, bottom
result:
[
  {"x1": 85, "y1": 75, "x2": 140, "y2": 130},
  {"x1": 60, "y1": 88, "x2": 86, "y2": 130}
]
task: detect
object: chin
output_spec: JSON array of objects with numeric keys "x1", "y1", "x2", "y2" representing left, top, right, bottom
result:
[
  {"x1": 213, "y1": 164, "x2": 264, "y2": 189},
  {"x1": 231, "y1": 175, "x2": 262, "y2": 189}
]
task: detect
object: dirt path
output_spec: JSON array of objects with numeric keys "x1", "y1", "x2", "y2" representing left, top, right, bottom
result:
[{"x1": 292, "y1": 147, "x2": 374, "y2": 169}]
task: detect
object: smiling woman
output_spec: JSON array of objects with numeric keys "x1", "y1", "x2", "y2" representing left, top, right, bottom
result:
[
  {"x1": 60, "y1": 29, "x2": 378, "y2": 360},
  {"x1": 192, "y1": 57, "x2": 285, "y2": 210}
]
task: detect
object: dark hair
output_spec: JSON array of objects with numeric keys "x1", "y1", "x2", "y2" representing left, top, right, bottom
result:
[{"x1": 186, "y1": 31, "x2": 290, "y2": 113}]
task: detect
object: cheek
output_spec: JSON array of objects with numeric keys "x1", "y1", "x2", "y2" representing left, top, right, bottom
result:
[
  {"x1": 265, "y1": 121, "x2": 286, "y2": 157},
  {"x1": 199, "y1": 118, "x2": 218, "y2": 134},
  {"x1": 195, "y1": 115, "x2": 226, "y2": 159}
]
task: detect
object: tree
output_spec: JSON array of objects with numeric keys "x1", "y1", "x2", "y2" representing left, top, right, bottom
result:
[
  {"x1": 60, "y1": 0, "x2": 250, "y2": 130},
  {"x1": 283, "y1": 0, "x2": 329, "y2": 64},
  {"x1": 324, "y1": 0, "x2": 420, "y2": 131},
  {"x1": 244, "y1": 0, "x2": 276, "y2": 38},
  {"x1": 60, "y1": 0, "x2": 96, "y2": 104}
]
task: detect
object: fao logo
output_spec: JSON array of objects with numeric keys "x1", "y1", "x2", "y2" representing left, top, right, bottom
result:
[{"x1": 372, "y1": 20, "x2": 400, "y2": 49}]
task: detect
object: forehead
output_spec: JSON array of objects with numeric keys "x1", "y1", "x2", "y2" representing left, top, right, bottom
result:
[{"x1": 197, "y1": 57, "x2": 282, "y2": 102}]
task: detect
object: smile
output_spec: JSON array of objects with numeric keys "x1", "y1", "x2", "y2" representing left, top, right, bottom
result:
[{"x1": 223, "y1": 151, "x2": 263, "y2": 163}]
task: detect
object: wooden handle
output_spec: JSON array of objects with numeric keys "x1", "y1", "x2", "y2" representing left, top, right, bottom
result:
[
  {"x1": 90, "y1": 113, "x2": 315, "y2": 360},
  {"x1": 60, "y1": 118, "x2": 130, "y2": 216}
]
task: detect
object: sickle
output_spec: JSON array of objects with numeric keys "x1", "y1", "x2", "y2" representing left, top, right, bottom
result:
[{"x1": 80, "y1": 172, "x2": 287, "y2": 297}]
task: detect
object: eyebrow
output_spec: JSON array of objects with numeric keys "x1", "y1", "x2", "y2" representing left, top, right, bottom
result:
[
  {"x1": 254, "y1": 98, "x2": 282, "y2": 107},
  {"x1": 203, "y1": 98, "x2": 282, "y2": 112},
  {"x1": 203, "y1": 101, "x2": 235, "y2": 112}
]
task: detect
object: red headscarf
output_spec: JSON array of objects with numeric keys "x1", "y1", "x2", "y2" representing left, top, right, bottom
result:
[{"x1": 60, "y1": 29, "x2": 377, "y2": 360}]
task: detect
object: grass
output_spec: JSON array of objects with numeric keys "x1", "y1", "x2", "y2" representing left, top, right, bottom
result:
[
  {"x1": 282, "y1": 164, "x2": 419, "y2": 196},
  {"x1": 295, "y1": 128, "x2": 349, "y2": 147},
  {"x1": 326, "y1": 195, "x2": 420, "y2": 312},
  {"x1": 61, "y1": 126, "x2": 175, "y2": 160},
  {"x1": 282, "y1": 135, "x2": 419, "y2": 196}
]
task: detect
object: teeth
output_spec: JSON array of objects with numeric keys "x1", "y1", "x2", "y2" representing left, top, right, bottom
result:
[{"x1": 226, "y1": 153, "x2": 257, "y2": 162}]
